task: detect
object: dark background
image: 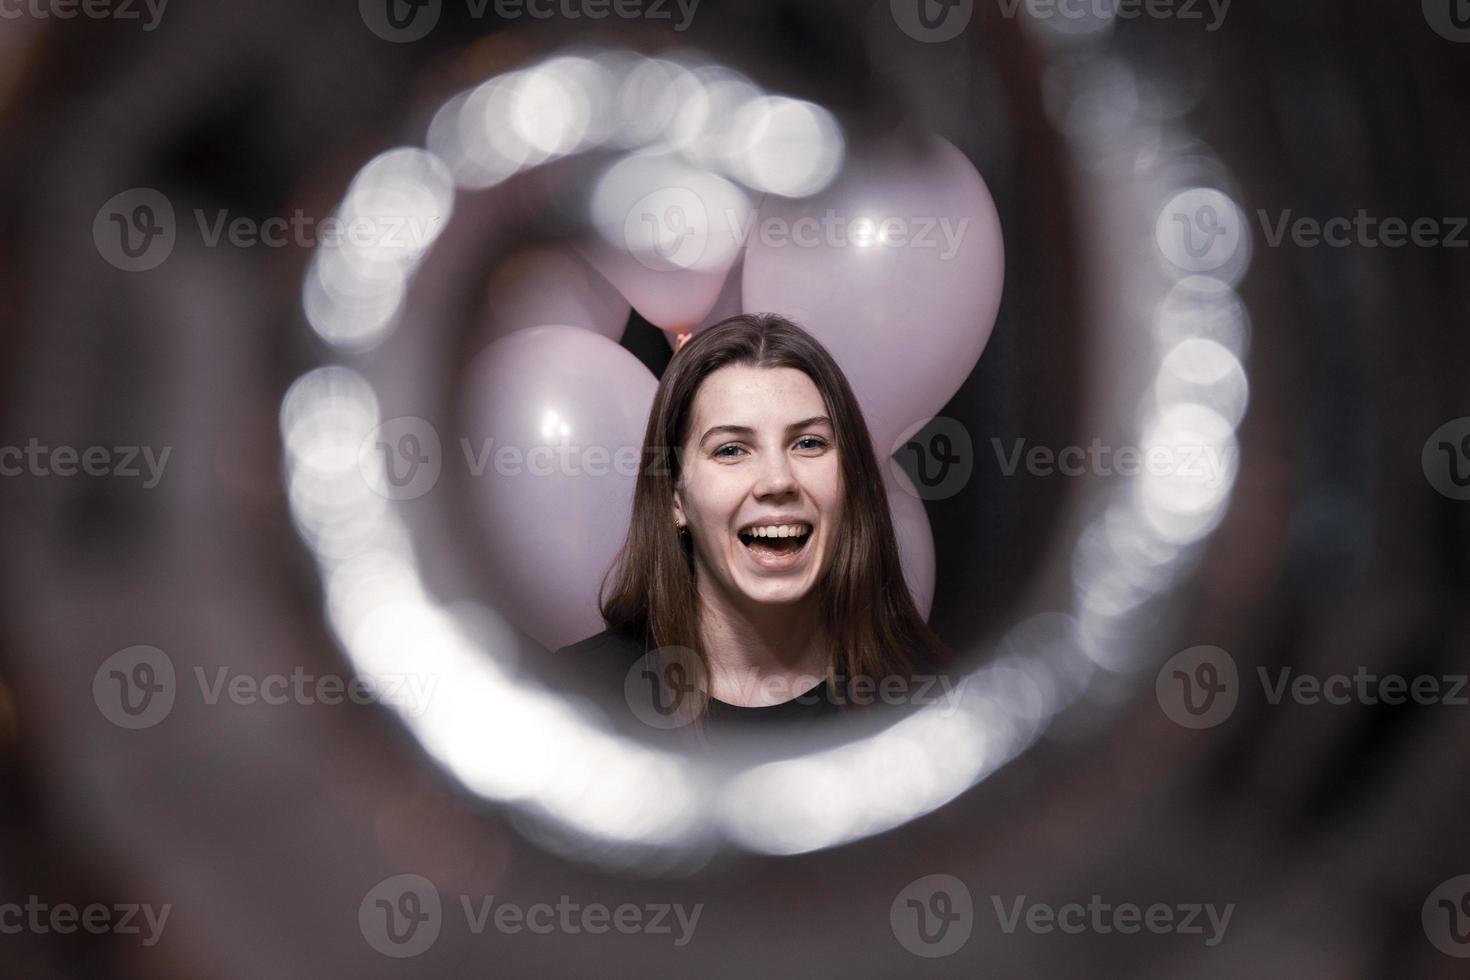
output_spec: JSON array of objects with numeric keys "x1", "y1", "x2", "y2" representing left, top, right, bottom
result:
[{"x1": 1, "y1": 0, "x2": 1468, "y2": 976}]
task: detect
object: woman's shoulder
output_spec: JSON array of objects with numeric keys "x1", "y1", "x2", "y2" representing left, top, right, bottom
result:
[
  {"x1": 555, "y1": 626, "x2": 655, "y2": 700},
  {"x1": 554, "y1": 626, "x2": 649, "y2": 660}
]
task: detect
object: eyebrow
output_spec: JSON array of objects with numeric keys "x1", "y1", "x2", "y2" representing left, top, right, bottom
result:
[{"x1": 699, "y1": 416, "x2": 833, "y2": 446}]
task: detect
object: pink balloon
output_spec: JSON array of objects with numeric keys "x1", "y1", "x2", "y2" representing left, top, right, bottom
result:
[
  {"x1": 885, "y1": 465, "x2": 936, "y2": 620},
  {"x1": 663, "y1": 251, "x2": 744, "y2": 349},
  {"x1": 460, "y1": 325, "x2": 658, "y2": 650},
  {"x1": 579, "y1": 237, "x2": 733, "y2": 334},
  {"x1": 742, "y1": 134, "x2": 1004, "y2": 456},
  {"x1": 481, "y1": 245, "x2": 631, "y2": 343},
  {"x1": 576, "y1": 154, "x2": 751, "y2": 333}
]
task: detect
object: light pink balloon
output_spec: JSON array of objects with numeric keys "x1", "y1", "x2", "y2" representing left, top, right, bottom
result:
[
  {"x1": 481, "y1": 245, "x2": 631, "y2": 343},
  {"x1": 577, "y1": 153, "x2": 751, "y2": 333},
  {"x1": 579, "y1": 238, "x2": 733, "y2": 334},
  {"x1": 742, "y1": 134, "x2": 1004, "y2": 456},
  {"x1": 460, "y1": 325, "x2": 658, "y2": 650},
  {"x1": 662, "y1": 251, "x2": 745, "y2": 349},
  {"x1": 885, "y1": 465, "x2": 936, "y2": 620}
]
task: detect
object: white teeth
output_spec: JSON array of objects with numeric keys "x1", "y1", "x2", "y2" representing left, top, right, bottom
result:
[{"x1": 740, "y1": 523, "x2": 810, "y2": 538}]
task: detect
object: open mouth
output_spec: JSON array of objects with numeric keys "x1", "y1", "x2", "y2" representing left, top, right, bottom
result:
[{"x1": 736, "y1": 523, "x2": 813, "y2": 568}]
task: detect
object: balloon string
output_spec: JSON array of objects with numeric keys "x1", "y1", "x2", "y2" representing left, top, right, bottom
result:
[{"x1": 674, "y1": 331, "x2": 693, "y2": 352}]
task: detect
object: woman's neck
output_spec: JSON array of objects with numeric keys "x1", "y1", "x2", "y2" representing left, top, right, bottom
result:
[{"x1": 695, "y1": 586, "x2": 828, "y2": 706}]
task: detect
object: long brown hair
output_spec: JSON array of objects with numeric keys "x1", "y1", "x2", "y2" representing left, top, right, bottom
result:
[{"x1": 598, "y1": 313, "x2": 951, "y2": 690}]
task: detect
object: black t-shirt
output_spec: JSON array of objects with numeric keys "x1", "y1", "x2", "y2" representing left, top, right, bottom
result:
[{"x1": 555, "y1": 627, "x2": 844, "y2": 738}]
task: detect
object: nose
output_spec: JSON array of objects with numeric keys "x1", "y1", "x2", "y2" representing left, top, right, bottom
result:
[{"x1": 752, "y1": 449, "x2": 799, "y2": 500}]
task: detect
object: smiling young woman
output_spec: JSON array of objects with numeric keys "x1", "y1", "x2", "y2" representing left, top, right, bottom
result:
[{"x1": 558, "y1": 313, "x2": 952, "y2": 736}]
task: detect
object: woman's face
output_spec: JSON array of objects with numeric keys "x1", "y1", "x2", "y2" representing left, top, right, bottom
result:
[{"x1": 672, "y1": 363, "x2": 844, "y2": 609}]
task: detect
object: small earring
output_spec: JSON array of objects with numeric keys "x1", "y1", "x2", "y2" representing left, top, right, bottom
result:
[{"x1": 674, "y1": 520, "x2": 687, "y2": 534}]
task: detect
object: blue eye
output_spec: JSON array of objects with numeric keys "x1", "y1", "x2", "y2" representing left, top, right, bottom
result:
[{"x1": 713, "y1": 437, "x2": 829, "y2": 459}]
